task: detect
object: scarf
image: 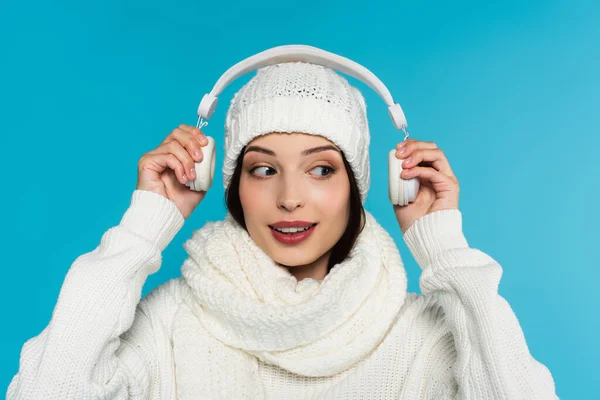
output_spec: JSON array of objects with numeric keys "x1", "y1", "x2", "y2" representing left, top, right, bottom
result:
[{"x1": 172, "y1": 211, "x2": 408, "y2": 398}]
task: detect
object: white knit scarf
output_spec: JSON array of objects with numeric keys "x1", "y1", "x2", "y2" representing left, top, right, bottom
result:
[{"x1": 172, "y1": 211, "x2": 408, "y2": 398}]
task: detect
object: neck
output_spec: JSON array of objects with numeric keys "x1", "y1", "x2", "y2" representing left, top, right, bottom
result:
[{"x1": 283, "y1": 251, "x2": 330, "y2": 282}]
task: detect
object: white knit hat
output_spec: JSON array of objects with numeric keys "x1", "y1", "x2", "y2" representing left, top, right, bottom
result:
[{"x1": 223, "y1": 62, "x2": 371, "y2": 202}]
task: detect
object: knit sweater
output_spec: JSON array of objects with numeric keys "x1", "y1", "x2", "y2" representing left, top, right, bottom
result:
[{"x1": 7, "y1": 189, "x2": 558, "y2": 399}]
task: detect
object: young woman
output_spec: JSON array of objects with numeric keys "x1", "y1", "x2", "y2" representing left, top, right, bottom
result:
[{"x1": 8, "y1": 62, "x2": 557, "y2": 399}]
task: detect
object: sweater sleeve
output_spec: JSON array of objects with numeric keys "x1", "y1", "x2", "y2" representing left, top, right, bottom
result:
[
  {"x1": 402, "y1": 209, "x2": 558, "y2": 400},
  {"x1": 6, "y1": 189, "x2": 184, "y2": 399}
]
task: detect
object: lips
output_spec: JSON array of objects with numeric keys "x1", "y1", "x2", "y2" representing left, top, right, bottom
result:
[
  {"x1": 269, "y1": 220, "x2": 316, "y2": 229},
  {"x1": 268, "y1": 221, "x2": 317, "y2": 245}
]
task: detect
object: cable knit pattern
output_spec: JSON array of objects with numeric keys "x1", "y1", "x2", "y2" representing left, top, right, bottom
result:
[
  {"x1": 223, "y1": 62, "x2": 371, "y2": 202},
  {"x1": 7, "y1": 190, "x2": 558, "y2": 399},
  {"x1": 404, "y1": 210, "x2": 559, "y2": 399}
]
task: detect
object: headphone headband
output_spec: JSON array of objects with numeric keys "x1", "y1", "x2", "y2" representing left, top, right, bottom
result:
[{"x1": 197, "y1": 44, "x2": 408, "y2": 131}]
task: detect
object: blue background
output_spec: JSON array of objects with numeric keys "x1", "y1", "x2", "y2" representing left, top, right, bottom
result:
[{"x1": 1, "y1": 0, "x2": 597, "y2": 397}]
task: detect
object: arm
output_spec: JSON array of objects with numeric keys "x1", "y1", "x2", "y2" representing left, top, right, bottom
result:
[
  {"x1": 403, "y1": 209, "x2": 558, "y2": 400},
  {"x1": 7, "y1": 189, "x2": 184, "y2": 399}
]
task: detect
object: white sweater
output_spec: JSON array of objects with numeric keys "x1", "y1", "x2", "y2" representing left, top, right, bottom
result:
[{"x1": 7, "y1": 190, "x2": 558, "y2": 399}]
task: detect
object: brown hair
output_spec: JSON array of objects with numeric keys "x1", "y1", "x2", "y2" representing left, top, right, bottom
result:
[{"x1": 225, "y1": 146, "x2": 366, "y2": 274}]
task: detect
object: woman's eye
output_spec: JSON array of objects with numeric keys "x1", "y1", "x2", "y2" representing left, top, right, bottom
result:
[
  {"x1": 251, "y1": 166, "x2": 276, "y2": 177},
  {"x1": 310, "y1": 166, "x2": 334, "y2": 177},
  {"x1": 250, "y1": 165, "x2": 334, "y2": 178}
]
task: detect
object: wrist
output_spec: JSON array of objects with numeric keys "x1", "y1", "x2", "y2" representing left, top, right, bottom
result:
[
  {"x1": 119, "y1": 189, "x2": 185, "y2": 251},
  {"x1": 402, "y1": 208, "x2": 468, "y2": 269}
]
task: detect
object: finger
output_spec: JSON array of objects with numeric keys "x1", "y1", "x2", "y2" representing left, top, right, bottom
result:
[
  {"x1": 396, "y1": 139, "x2": 437, "y2": 152},
  {"x1": 161, "y1": 125, "x2": 208, "y2": 148},
  {"x1": 140, "y1": 153, "x2": 188, "y2": 184},
  {"x1": 177, "y1": 124, "x2": 209, "y2": 146},
  {"x1": 401, "y1": 166, "x2": 458, "y2": 190},
  {"x1": 159, "y1": 128, "x2": 205, "y2": 163},
  {"x1": 401, "y1": 148, "x2": 454, "y2": 176},
  {"x1": 395, "y1": 140, "x2": 436, "y2": 163},
  {"x1": 149, "y1": 141, "x2": 198, "y2": 182}
]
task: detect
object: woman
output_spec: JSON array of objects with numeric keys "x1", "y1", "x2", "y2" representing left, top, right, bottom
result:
[{"x1": 8, "y1": 62, "x2": 557, "y2": 399}]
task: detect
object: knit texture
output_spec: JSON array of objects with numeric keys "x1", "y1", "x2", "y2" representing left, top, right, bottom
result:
[
  {"x1": 223, "y1": 62, "x2": 371, "y2": 202},
  {"x1": 7, "y1": 190, "x2": 558, "y2": 399},
  {"x1": 172, "y1": 209, "x2": 406, "y2": 397}
]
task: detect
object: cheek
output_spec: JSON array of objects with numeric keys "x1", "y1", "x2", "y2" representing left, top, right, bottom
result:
[
  {"x1": 239, "y1": 177, "x2": 272, "y2": 215},
  {"x1": 309, "y1": 179, "x2": 351, "y2": 215}
]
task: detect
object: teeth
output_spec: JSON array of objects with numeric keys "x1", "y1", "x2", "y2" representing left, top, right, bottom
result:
[{"x1": 273, "y1": 225, "x2": 312, "y2": 233}]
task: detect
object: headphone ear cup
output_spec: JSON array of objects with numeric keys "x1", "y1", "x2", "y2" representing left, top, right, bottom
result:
[
  {"x1": 185, "y1": 136, "x2": 216, "y2": 192},
  {"x1": 388, "y1": 149, "x2": 420, "y2": 206}
]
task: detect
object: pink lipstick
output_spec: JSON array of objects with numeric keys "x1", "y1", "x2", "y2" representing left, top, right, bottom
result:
[{"x1": 269, "y1": 221, "x2": 317, "y2": 245}]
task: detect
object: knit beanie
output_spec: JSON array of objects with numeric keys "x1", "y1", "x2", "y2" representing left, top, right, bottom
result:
[{"x1": 222, "y1": 62, "x2": 371, "y2": 202}]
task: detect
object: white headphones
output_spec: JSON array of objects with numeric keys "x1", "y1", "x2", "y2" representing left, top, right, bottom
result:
[{"x1": 185, "y1": 44, "x2": 419, "y2": 206}]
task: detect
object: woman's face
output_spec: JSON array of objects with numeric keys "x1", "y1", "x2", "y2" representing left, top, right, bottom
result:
[{"x1": 239, "y1": 132, "x2": 351, "y2": 269}]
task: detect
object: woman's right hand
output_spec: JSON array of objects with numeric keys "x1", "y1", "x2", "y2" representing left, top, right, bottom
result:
[{"x1": 136, "y1": 124, "x2": 209, "y2": 219}]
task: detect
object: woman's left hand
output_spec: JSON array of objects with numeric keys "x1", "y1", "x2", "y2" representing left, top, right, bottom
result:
[{"x1": 393, "y1": 139, "x2": 460, "y2": 234}]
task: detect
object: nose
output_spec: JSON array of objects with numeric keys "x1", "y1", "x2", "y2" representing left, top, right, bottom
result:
[{"x1": 277, "y1": 176, "x2": 304, "y2": 212}]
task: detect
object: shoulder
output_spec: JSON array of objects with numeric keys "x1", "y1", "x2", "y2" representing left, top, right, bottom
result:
[
  {"x1": 392, "y1": 293, "x2": 458, "y2": 395},
  {"x1": 400, "y1": 292, "x2": 448, "y2": 326},
  {"x1": 395, "y1": 292, "x2": 455, "y2": 353},
  {"x1": 136, "y1": 278, "x2": 186, "y2": 331}
]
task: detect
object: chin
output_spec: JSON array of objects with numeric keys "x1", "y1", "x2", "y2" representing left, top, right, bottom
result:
[
  {"x1": 271, "y1": 250, "x2": 319, "y2": 268},
  {"x1": 252, "y1": 226, "x2": 330, "y2": 269}
]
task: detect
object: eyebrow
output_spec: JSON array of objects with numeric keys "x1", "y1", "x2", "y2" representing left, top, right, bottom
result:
[{"x1": 244, "y1": 145, "x2": 341, "y2": 157}]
